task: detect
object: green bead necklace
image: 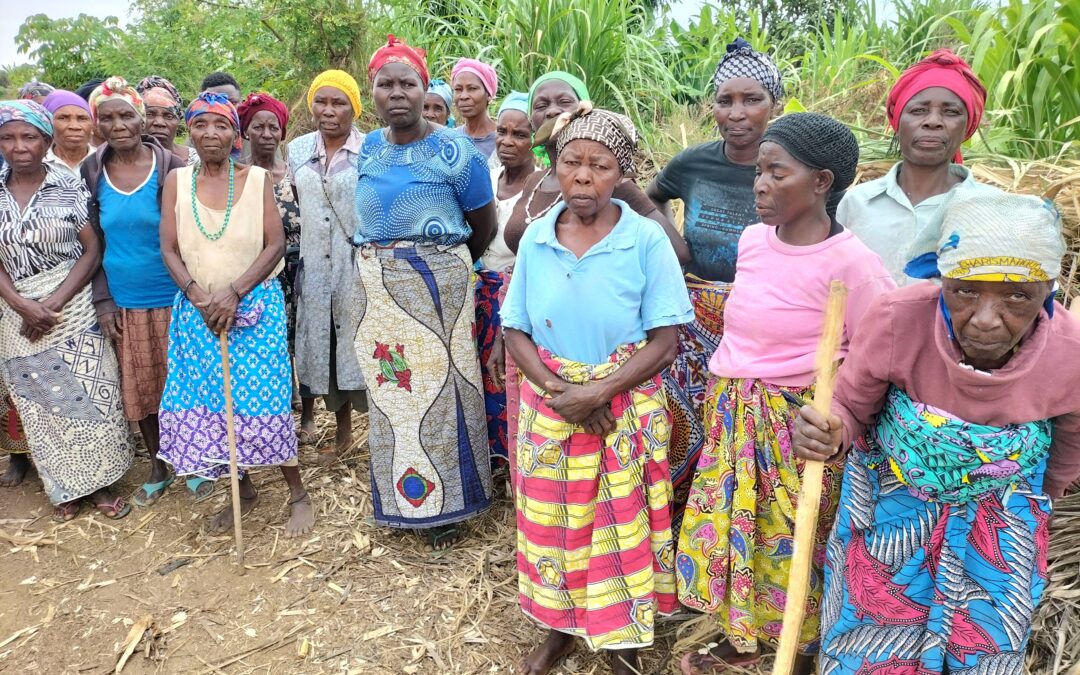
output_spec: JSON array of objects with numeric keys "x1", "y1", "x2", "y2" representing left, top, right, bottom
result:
[{"x1": 191, "y1": 158, "x2": 235, "y2": 241}]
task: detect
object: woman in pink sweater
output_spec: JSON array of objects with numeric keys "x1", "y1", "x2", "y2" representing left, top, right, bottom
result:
[
  {"x1": 675, "y1": 113, "x2": 895, "y2": 675},
  {"x1": 794, "y1": 191, "x2": 1078, "y2": 674}
]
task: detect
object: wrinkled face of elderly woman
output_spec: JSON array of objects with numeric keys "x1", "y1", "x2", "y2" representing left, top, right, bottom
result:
[
  {"x1": 189, "y1": 112, "x2": 237, "y2": 164},
  {"x1": 373, "y1": 63, "x2": 425, "y2": 130},
  {"x1": 495, "y1": 109, "x2": 533, "y2": 170},
  {"x1": 555, "y1": 138, "x2": 622, "y2": 220},
  {"x1": 452, "y1": 71, "x2": 490, "y2": 122},
  {"x1": 311, "y1": 86, "x2": 355, "y2": 141},
  {"x1": 96, "y1": 99, "x2": 145, "y2": 154},
  {"x1": 530, "y1": 80, "x2": 579, "y2": 133},
  {"x1": 941, "y1": 278, "x2": 1054, "y2": 370},
  {"x1": 0, "y1": 121, "x2": 50, "y2": 174},
  {"x1": 423, "y1": 93, "x2": 450, "y2": 126}
]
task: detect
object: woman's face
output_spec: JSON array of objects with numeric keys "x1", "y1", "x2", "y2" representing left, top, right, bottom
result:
[
  {"x1": 96, "y1": 99, "x2": 145, "y2": 153},
  {"x1": 0, "y1": 121, "x2": 49, "y2": 174},
  {"x1": 52, "y1": 104, "x2": 93, "y2": 152},
  {"x1": 452, "y1": 71, "x2": 490, "y2": 122},
  {"x1": 423, "y1": 93, "x2": 450, "y2": 125},
  {"x1": 189, "y1": 112, "x2": 236, "y2": 164},
  {"x1": 897, "y1": 86, "x2": 968, "y2": 167},
  {"x1": 530, "y1": 80, "x2": 579, "y2": 132},
  {"x1": 753, "y1": 141, "x2": 831, "y2": 226},
  {"x1": 373, "y1": 63, "x2": 425, "y2": 130},
  {"x1": 555, "y1": 139, "x2": 621, "y2": 219},
  {"x1": 496, "y1": 109, "x2": 533, "y2": 170},
  {"x1": 942, "y1": 278, "x2": 1052, "y2": 369},
  {"x1": 246, "y1": 109, "x2": 282, "y2": 157},
  {"x1": 713, "y1": 77, "x2": 774, "y2": 153},
  {"x1": 311, "y1": 86, "x2": 355, "y2": 141},
  {"x1": 145, "y1": 106, "x2": 181, "y2": 147}
]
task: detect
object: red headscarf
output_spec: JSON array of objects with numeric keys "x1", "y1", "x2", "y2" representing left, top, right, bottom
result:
[
  {"x1": 886, "y1": 49, "x2": 987, "y2": 163},
  {"x1": 368, "y1": 34, "x2": 429, "y2": 88},
  {"x1": 237, "y1": 92, "x2": 289, "y2": 140}
]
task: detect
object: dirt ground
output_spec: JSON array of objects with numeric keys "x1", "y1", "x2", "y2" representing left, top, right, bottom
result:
[
  {"x1": 0, "y1": 408, "x2": 695, "y2": 675},
  {"x1": 0, "y1": 406, "x2": 1073, "y2": 675}
]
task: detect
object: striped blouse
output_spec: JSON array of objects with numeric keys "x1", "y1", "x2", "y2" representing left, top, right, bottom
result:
[{"x1": 0, "y1": 163, "x2": 89, "y2": 282}]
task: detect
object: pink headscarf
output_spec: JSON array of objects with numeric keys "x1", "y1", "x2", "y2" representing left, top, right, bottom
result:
[{"x1": 452, "y1": 58, "x2": 498, "y2": 98}]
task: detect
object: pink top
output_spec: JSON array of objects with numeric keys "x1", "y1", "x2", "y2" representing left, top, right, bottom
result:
[
  {"x1": 833, "y1": 284, "x2": 1080, "y2": 498},
  {"x1": 709, "y1": 224, "x2": 895, "y2": 386}
]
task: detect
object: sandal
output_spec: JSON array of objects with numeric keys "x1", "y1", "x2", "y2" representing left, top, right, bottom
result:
[
  {"x1": 425, "y1": 524, "x2": 462, "y2": 551},
  {"x1": 186, "y1": 477, "x2": 216, "y2": 503},
  {"x1": 52, "y1": 500, "x2": 82, "y2": 522},
  {"x1": 679, "y1": 650, "x2": 762, "y2": 675},
  {"x1": 134, "y1": 475, "x2": 175, "y2": 507},
  {"x1": 91, "y1": 495, "x2": 131, "y2": 520}
]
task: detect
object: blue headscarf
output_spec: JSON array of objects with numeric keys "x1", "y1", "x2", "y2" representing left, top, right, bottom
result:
[
  {"x1": 497, "y1": 91, "x2": 529, "y2": 119},
  {"x1": 426, "y1": 79, "x2": 455, "y2": 128},
  {"x1": 0, "y1": 100, "x2": 54, "y2": 138}
]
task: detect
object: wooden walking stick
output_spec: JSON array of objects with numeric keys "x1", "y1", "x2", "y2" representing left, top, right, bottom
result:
[
  {"x1": 219, "y1": 330, "x2": 246, "y2": 574},
  {"x1": 772, "y1": 280, "x2": 848, "y2": 675}
]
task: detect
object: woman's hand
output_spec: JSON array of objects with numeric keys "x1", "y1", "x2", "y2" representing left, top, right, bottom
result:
[
  {"x1": 203, "y1": 287, "x2": 241, "y2": 335},
  {"x1": 581, "y1": 406, "x2": 617, "y2": 437},
  {"x1": 545, "y1": 380, "x2": 609, "y2": 425},
  {"x1": 16, "y1": 298, "x2": 61, "y2": 342},
  {"x1": 97, "y1": 309, "x2": 123, "y2": 341},
  {"x1": 792, "y1": 406, "x2": 844, "y2": 462},
  {"x1": 486, "y1": 332, "x2": 506, "y2": 392}
]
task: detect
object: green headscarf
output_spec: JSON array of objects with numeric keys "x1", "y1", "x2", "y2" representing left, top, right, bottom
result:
[{"x1": 527, "y1": 71, "x2": 590, "y2": 115}]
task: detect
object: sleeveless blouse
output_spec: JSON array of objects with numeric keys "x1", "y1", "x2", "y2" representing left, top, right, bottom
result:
[{"x1": 175, "y1": 165, "x2": 283, "y2": 294}]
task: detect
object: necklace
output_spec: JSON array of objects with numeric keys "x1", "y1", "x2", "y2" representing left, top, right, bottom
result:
[
  {"x1": 191, "y1": 158, "x2": 235, "y2": 241},
  {"x1": 523, "y1": 169, "x2": 560, "y2": 224}
]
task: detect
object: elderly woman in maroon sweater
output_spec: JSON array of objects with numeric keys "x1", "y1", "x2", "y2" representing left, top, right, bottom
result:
[{"x1": 794, "y1": 190, "x2": 1079, "y2": 675}]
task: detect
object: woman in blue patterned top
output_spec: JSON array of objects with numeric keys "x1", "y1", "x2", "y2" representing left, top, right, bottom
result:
[{"x1": 353, "y1": 35, "x2": 498, "y2": 550}]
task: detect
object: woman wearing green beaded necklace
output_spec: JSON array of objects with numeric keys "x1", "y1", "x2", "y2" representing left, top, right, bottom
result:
[{"x1": 157, "y1": 92, "x2": 314, "y2": 538}]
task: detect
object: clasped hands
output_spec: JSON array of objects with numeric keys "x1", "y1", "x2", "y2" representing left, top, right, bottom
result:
[
  {"x1": 188, "y1": 284, "x2": 241, "y2": 335},
  {"x1": 544, "y1": 379, "x2": 616, "y2": 437}
]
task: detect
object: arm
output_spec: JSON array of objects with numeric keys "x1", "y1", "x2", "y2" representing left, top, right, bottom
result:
[
  {"x1": 82, "y1": 165, "x2": 121, "y2": 339},
  {"x1": 464, "y1": 201, "x2": 498, "y2": 262},
  {"x1": 620, "y1": 179, "x2": 690, "y2": 266},
  {"x1": 159, "y1": 170, "x2": 206, "y2": 323},
  {"x1": 1045, "y1": 411, "x2": 1080, "y2": 498},
  {"x1": 645, "y1": 177, "x2": 675, "y2": 227},
  {"x1": 43, "y1": 224, "x2": 102, "y2": 312}
]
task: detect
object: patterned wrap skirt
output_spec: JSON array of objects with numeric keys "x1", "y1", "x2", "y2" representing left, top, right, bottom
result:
[
  {"x1": 354, "y1": 242, "x2": 492, "y2": 528},
  {"x1": 474, "y1": 267, "x2": 508, "y2": 466},
  {"x1": 676, "y1": 377, "x2": 841, "y2": 655},
  {"x1": 115, "y1": 306, "x2": 171, "y2": 421},
  {"x1": 662, "y1": 275, "x2": 730, "y2": 531},
  {"x1": 516, "y1": 342, "x2": 677, "y2": 650},
  {"x1": 818, "y1": 386, "x2": 1052, "y2": 675},
  {"x1": 0, "y1": 262, "x2": 133, "y2": 503},
  {"x1": 158, "y1": 280, "x2": 297, "y2": 479}
]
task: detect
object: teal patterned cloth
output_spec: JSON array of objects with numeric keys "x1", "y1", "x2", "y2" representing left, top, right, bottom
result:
[{"x1": 874, "y1": 385, "x2": 1051, "y2": 503}]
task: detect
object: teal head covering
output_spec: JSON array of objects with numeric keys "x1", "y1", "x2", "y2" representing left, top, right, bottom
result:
[
  {"x1": 426, "y1": 79, "x2": 455, "y2": 128},
  {"x1": 527, "y1": 71, "x2": 590, "y2": 115},
  {"x1": 0, "y1": 100, "x2": 54, "y2": 139},
  {"x1": 497, "y1": 91, "x2": 529, "y2": 119}
]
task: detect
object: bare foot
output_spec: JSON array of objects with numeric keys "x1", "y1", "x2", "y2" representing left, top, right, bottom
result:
[
  {"x1": 313, "y1": 449, "x2": 338, "y2": 467},
  {"x1": 285, "y1": 492, "x2": 314, "y2": 537},
  {"x1": 297, "y1": 419, "x2": 317, "y2": 446},
  {"x1": 207, "y1": 492, "x2": 259, "y2": 534},
  {"x1": 519, "y1": 630, "x2": 574, "y2": 675},
  {"x1": 335, "y1": 428, "x2": 354, "y2": 455},
  {"x1": 0, "y1": 454, "x2": 30, "y2": 487},
  {"x1": 679, "y1": 642, "x2": 760, "y2": 675},
  {"x1": 611, "y1": 649, "x2": 640, "y2": 675}
]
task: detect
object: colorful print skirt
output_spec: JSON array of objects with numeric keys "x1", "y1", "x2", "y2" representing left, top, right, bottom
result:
[
  {"x1": 675, "y1": 377, "x2": 840, "y2": 655},
  {"x1": 662, "y1": 275, "x2": 730, "y2": 530},
  {"x1": 818, "y1": 388, "x2": 1052, "y2": 674},
  {"x1": 0, "y1": 263, "x2": 132, "y2": 503},
  {"x1": 516, "y1": 342, "x2": 677, "y2": 650},
  {"x1": 159, "y1": 280, "x2": 297, "y2": 479},
  {"x1": 474, "y1": 267, "x2": 508, "y2": 466},
  {"x1": 354, "y1": 242, "x2": 492, "y2": 528}
]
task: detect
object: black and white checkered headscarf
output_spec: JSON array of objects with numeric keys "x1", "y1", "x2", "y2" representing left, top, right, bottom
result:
[{"x1": 712, "y1": 37, "x2": 784, "y2": 101}]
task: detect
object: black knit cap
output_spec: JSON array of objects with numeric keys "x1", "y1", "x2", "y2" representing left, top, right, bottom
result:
[{"x1": 760, "y1": 113, "x2": 859, "y2": 197}]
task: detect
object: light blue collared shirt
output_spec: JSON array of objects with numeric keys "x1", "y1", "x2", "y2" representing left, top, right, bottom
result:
[
  {"x1": 501, "y1": 199, "x2": 694, "y2": 364},
  {"x1": 838, "y1": 162, "x2": 996, "y2": 286}
]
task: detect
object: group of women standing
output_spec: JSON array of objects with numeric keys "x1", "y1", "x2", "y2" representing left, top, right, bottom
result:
[{"x1": 1, "y1": 34, "x2": 1077, "y2": 675}]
